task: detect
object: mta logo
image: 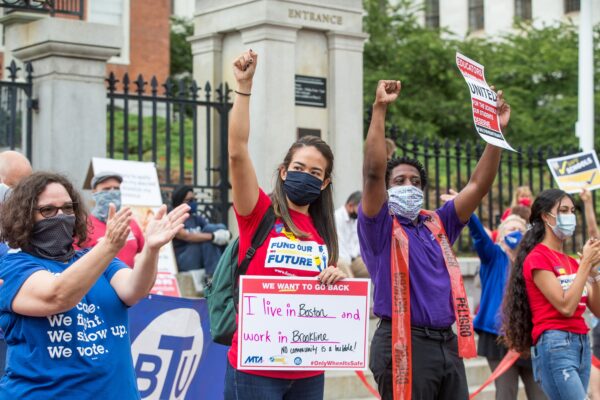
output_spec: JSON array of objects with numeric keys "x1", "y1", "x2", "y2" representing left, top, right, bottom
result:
[{"x1": 245, "y1": 356, "x2": 263, "y2": 364}]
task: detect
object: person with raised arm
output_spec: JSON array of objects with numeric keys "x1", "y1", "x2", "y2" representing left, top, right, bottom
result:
[
  {"x1": 359, "y1": 80, "x2": 511, "y2": 399},
  {"x1": 225, "y1": 50, "x2": 345, "y2": 400}
]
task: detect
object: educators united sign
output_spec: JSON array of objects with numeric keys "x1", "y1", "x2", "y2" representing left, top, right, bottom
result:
[{"x1": 237, "y1": 276, "x2": 370, "y2": 370}]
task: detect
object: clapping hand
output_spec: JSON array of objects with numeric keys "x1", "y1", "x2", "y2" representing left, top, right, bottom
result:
[
  {"x1": 580, "y1": 238, "x2": 600, "y2": 272},
  {"x1": 145, "y1": 204, "x2": 190, "y2": 251},
  {"x1": 104, "y1": 204, "x2": 132, "y2": 253}
]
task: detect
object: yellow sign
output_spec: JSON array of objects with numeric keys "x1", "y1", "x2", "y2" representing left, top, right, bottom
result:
[{"x1": 547, "y1": 151, "x2": 600, "y2": 194}]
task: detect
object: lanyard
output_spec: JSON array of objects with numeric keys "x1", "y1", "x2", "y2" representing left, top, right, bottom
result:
[{"x1": 390, "y1": 211, "x2": 477, "y2": 399}]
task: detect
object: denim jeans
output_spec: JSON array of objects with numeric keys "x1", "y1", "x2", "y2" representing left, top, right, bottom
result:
[
  {"x1": 532, "y1": 330, "x2": 591, "y2": 400},
  {"x1": 174, "y1": 223, "x2": 226, "y2": 275},
  {"x1": 224, "y1": 362, "x2": 324, "y2": 400}
]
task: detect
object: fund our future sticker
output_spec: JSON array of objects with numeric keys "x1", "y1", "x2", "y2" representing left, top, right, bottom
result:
[
  {"x1": 456, "y1": 52, "x2": 516, "y2": 152},
  {"x1": 547, "y1": 150, "x2": 600, "y2": 194}
]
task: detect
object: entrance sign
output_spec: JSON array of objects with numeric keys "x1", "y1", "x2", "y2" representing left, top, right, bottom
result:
[
  {"x1": 85, "y1": 158, "x2": 180, "y2": 296},
  {"x1": 456, "y1": 52, "x2": 515, "y2": 152},
  {"x1": 237, "y1": 276, "x2": 370, "y2": 370},
  {"x1": 547, "y1": 151, "x2": 600, "y2": 193}
]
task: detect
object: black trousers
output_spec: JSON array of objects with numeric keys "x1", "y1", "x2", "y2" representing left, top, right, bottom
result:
[{"x1": 370, "y1": 319, "x2": 469, "y2": 400}]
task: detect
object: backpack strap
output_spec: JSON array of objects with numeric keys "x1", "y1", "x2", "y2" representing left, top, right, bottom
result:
[
  {"x1": 238, "y1": 205, "x2": 276, "y2": 275},
  {"x1": 232, "y1": 206, "x2": 276, "y2": 309}
]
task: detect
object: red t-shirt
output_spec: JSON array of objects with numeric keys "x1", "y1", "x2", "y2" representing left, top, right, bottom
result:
[
  {"x1": 228, "y1": 189, "x2": 328, "y2": 379},
  {"x1": 80, "y1": 215, "x2": 145, "y2": 267},
  {"x1": 524, "y1": 243, "x2": 588, "y2": 344}
]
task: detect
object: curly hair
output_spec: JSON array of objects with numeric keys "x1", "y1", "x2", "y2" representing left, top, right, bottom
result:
[
  {"x1": 0, "y1": 172, "x2": 89, "y2": 249},
  {"x1": 385, "y1": 157, "x2": 428, "y2": 189},
  {"x1": 501, "y1": 188, "x2": 570, "y2": 353}
]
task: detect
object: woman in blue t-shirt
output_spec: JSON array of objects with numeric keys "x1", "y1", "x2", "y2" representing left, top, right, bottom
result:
[{"x1": 0, "y1": 172, "x2": 189, "y2": 399}]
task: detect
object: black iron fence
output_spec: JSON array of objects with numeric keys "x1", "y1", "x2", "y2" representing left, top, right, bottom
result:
[
  {"x1": 0, "y1": 0, "x2": 84, "y2": 19},
  {"x1": 106, "y1": 72, "x2": 233, "y2": 225},
  {"x1": 0, "y1": 61, "x2": 35, "y2": 160},
  {"x1": 389, "y1": 128, "x2": 593, "y2": 253}
]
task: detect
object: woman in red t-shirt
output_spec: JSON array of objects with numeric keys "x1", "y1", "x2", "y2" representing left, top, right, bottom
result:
[
  {"x1": 224, "y1": 49, "x2": 346, "y2": 400},
  {"x1": 503, "y1": 188, "x2": 600, "y2": 399}
]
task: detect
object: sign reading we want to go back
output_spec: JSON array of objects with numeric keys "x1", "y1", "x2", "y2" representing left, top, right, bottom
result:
[{"x1": 237, "y1": 276, "x2": 370, "y2": 370}]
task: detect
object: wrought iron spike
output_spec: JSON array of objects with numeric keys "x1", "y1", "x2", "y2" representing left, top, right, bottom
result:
[
  {"x1": 106, "y1": 72, "x2": 119, "y2": 91},
  {"x1": 122, "y1": 73, "x2": 130, "y2": 92},
  {"x1": 177, "y1": 79, "x2": 187, "y2": 98},
  {"x1": 150, "y1": 76, "x2": 159, "y2": 94},
  {"x1": 6, "y1": 60, "x2": 20, "y2": 82},
  {"x1": 134, "y1": 74, "x2": 146, "y2": 94},
  {"x1": 163, "y1": 77, "x2": 174, "y2": 96},
  {"x1": 189, "y1": 80, "x2": 199, "y2": 99}
]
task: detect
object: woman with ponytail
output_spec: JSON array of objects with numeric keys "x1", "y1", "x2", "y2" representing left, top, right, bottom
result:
[
  {"x1": 224, "y1": 50, "x2": 346, "y2": 400},
  {"x1": 503, "y1": 189, "x2": 600, "y2": 399}
]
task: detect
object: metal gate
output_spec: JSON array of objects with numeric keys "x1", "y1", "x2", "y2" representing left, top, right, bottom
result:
[{"x1": 106, "y1": 72, "x2": 233, "y2": 225}]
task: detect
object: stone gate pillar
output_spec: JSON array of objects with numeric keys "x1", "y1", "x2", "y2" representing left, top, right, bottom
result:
[
  {"x1": 6, "y1": 17, "x2": 121, "y2": 188},
  {"x1": 192, "y1": 0, "x2": 367, "y2": 207}
]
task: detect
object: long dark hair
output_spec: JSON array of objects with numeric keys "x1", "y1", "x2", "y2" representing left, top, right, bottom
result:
[
  {"x1": 501, "y1": 188, "x2": 571, "y2": 353},
  {"x1": 270, "y1": 135, "x2": 338, "y2": 265},
  {"x1": 0, "y1": 172, "x2": 89, "y2": 249}
]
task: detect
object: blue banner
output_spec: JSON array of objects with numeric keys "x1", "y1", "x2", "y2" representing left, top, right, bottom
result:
[{"x1": 129, "y1": 294, "x2": 229, "y2": 399}]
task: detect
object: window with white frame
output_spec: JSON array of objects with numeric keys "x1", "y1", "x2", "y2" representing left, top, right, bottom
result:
[
  {"x1": 88, "y1": 0, "x2": 130, "y2": 64},
  {"x1": 425, "y1": 0, "x2": 440, "y2": 28},
  {"x1": 564, "y1": 0, "x2": 580, "y2": 13},
  {"x1": 514, "y1": 0, "x2": 532, "y2": 20},
  {"x1": 468, "y1": 0, "x2": 484, "y2": 31}
]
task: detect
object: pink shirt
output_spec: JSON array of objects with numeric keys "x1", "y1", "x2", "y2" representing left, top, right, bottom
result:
[{"x1": 81, "y1": 215, "x2": 145, "y2": 267}]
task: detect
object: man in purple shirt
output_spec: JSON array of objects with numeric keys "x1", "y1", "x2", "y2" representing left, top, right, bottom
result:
[{"x1": 359, "y1": 80, "x2": 511, "y2": 399}]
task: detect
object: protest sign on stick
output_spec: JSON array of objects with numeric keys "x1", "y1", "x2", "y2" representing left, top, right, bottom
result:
[
  {"x1": 238, "y1": 276, "x2": 370, "y2": 371},
  {"x1": 547, "y1": 151, "x2": 600, "y2": 194},
  {"x1": 456, "y1": 52, "x2": 515, "y2": 152}
]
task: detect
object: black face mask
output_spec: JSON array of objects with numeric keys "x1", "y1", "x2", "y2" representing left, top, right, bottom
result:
[
  {"x1": 282, "y1": 171, "x2": 323, "y2": 206},
  {"x1": 349, "y1": 211, "x2": 358, "y2": 220},
  {"x1": 26, "y1": 214, "x2": 76, "y2": 262}
]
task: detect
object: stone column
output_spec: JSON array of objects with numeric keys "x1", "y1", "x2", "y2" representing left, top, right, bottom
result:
[
  {"x1": 240, "y1": 22, "x2": 299, "y2": 191},
  {"x1": 7, "y1": 18, "x2": 122, "y2": 189},
  {"x1": 188, "y1": 33, "x2": 223, "y2": 191},
  {"x1": 327, "y1": 31, "x2": 367, "y2": 204}
]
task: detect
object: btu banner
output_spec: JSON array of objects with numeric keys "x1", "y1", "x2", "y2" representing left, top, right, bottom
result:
[{"x1": 129, "y1": 295, "x2": 229, "y2": 399}]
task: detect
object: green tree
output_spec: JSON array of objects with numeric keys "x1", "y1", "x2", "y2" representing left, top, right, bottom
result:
[
  {"x1": 170, "y1": 17, "x2": 193, "y2": 78},
  {"x1": 363, "y1": 0, "x2": 596, "y2": 149}
]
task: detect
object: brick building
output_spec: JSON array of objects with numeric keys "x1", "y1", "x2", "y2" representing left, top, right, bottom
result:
[{"x1": 0, "y1": 0, "x2": 172, "y2": 85}]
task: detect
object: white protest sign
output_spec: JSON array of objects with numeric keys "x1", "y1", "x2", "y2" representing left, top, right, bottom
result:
[
  {"x1": 547, "y1": 150, "x2": 600, "y2": 194},
  {"x1": 89, "y1": 158, "x2": 163, "y2": 206},
  {"x1": 86, "y1": 158, "x2": 180, "y2": 289},
  {"x1": 238, "y1": 276, "x2": 370, "y2": 371},
  {"x1": 456, "y1": 52, "x2": 515, "y2": 152}
]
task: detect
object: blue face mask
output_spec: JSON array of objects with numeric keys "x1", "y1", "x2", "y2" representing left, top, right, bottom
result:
[
  {"x1": 187, "y1": 199, "x2": 198, "y2": 215},
  {"x1": 547, "y1": 212, "x2": 576, "y2": 240},
  {"x1": 92, "y1": 190, "x2": 122, "y2": 222},
  {"x1": 503, "y1": 231, "x2": 523, "y2": 250},
  {"x1": 283, "y1": 171, "x2": 323, "y2": 206}
]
